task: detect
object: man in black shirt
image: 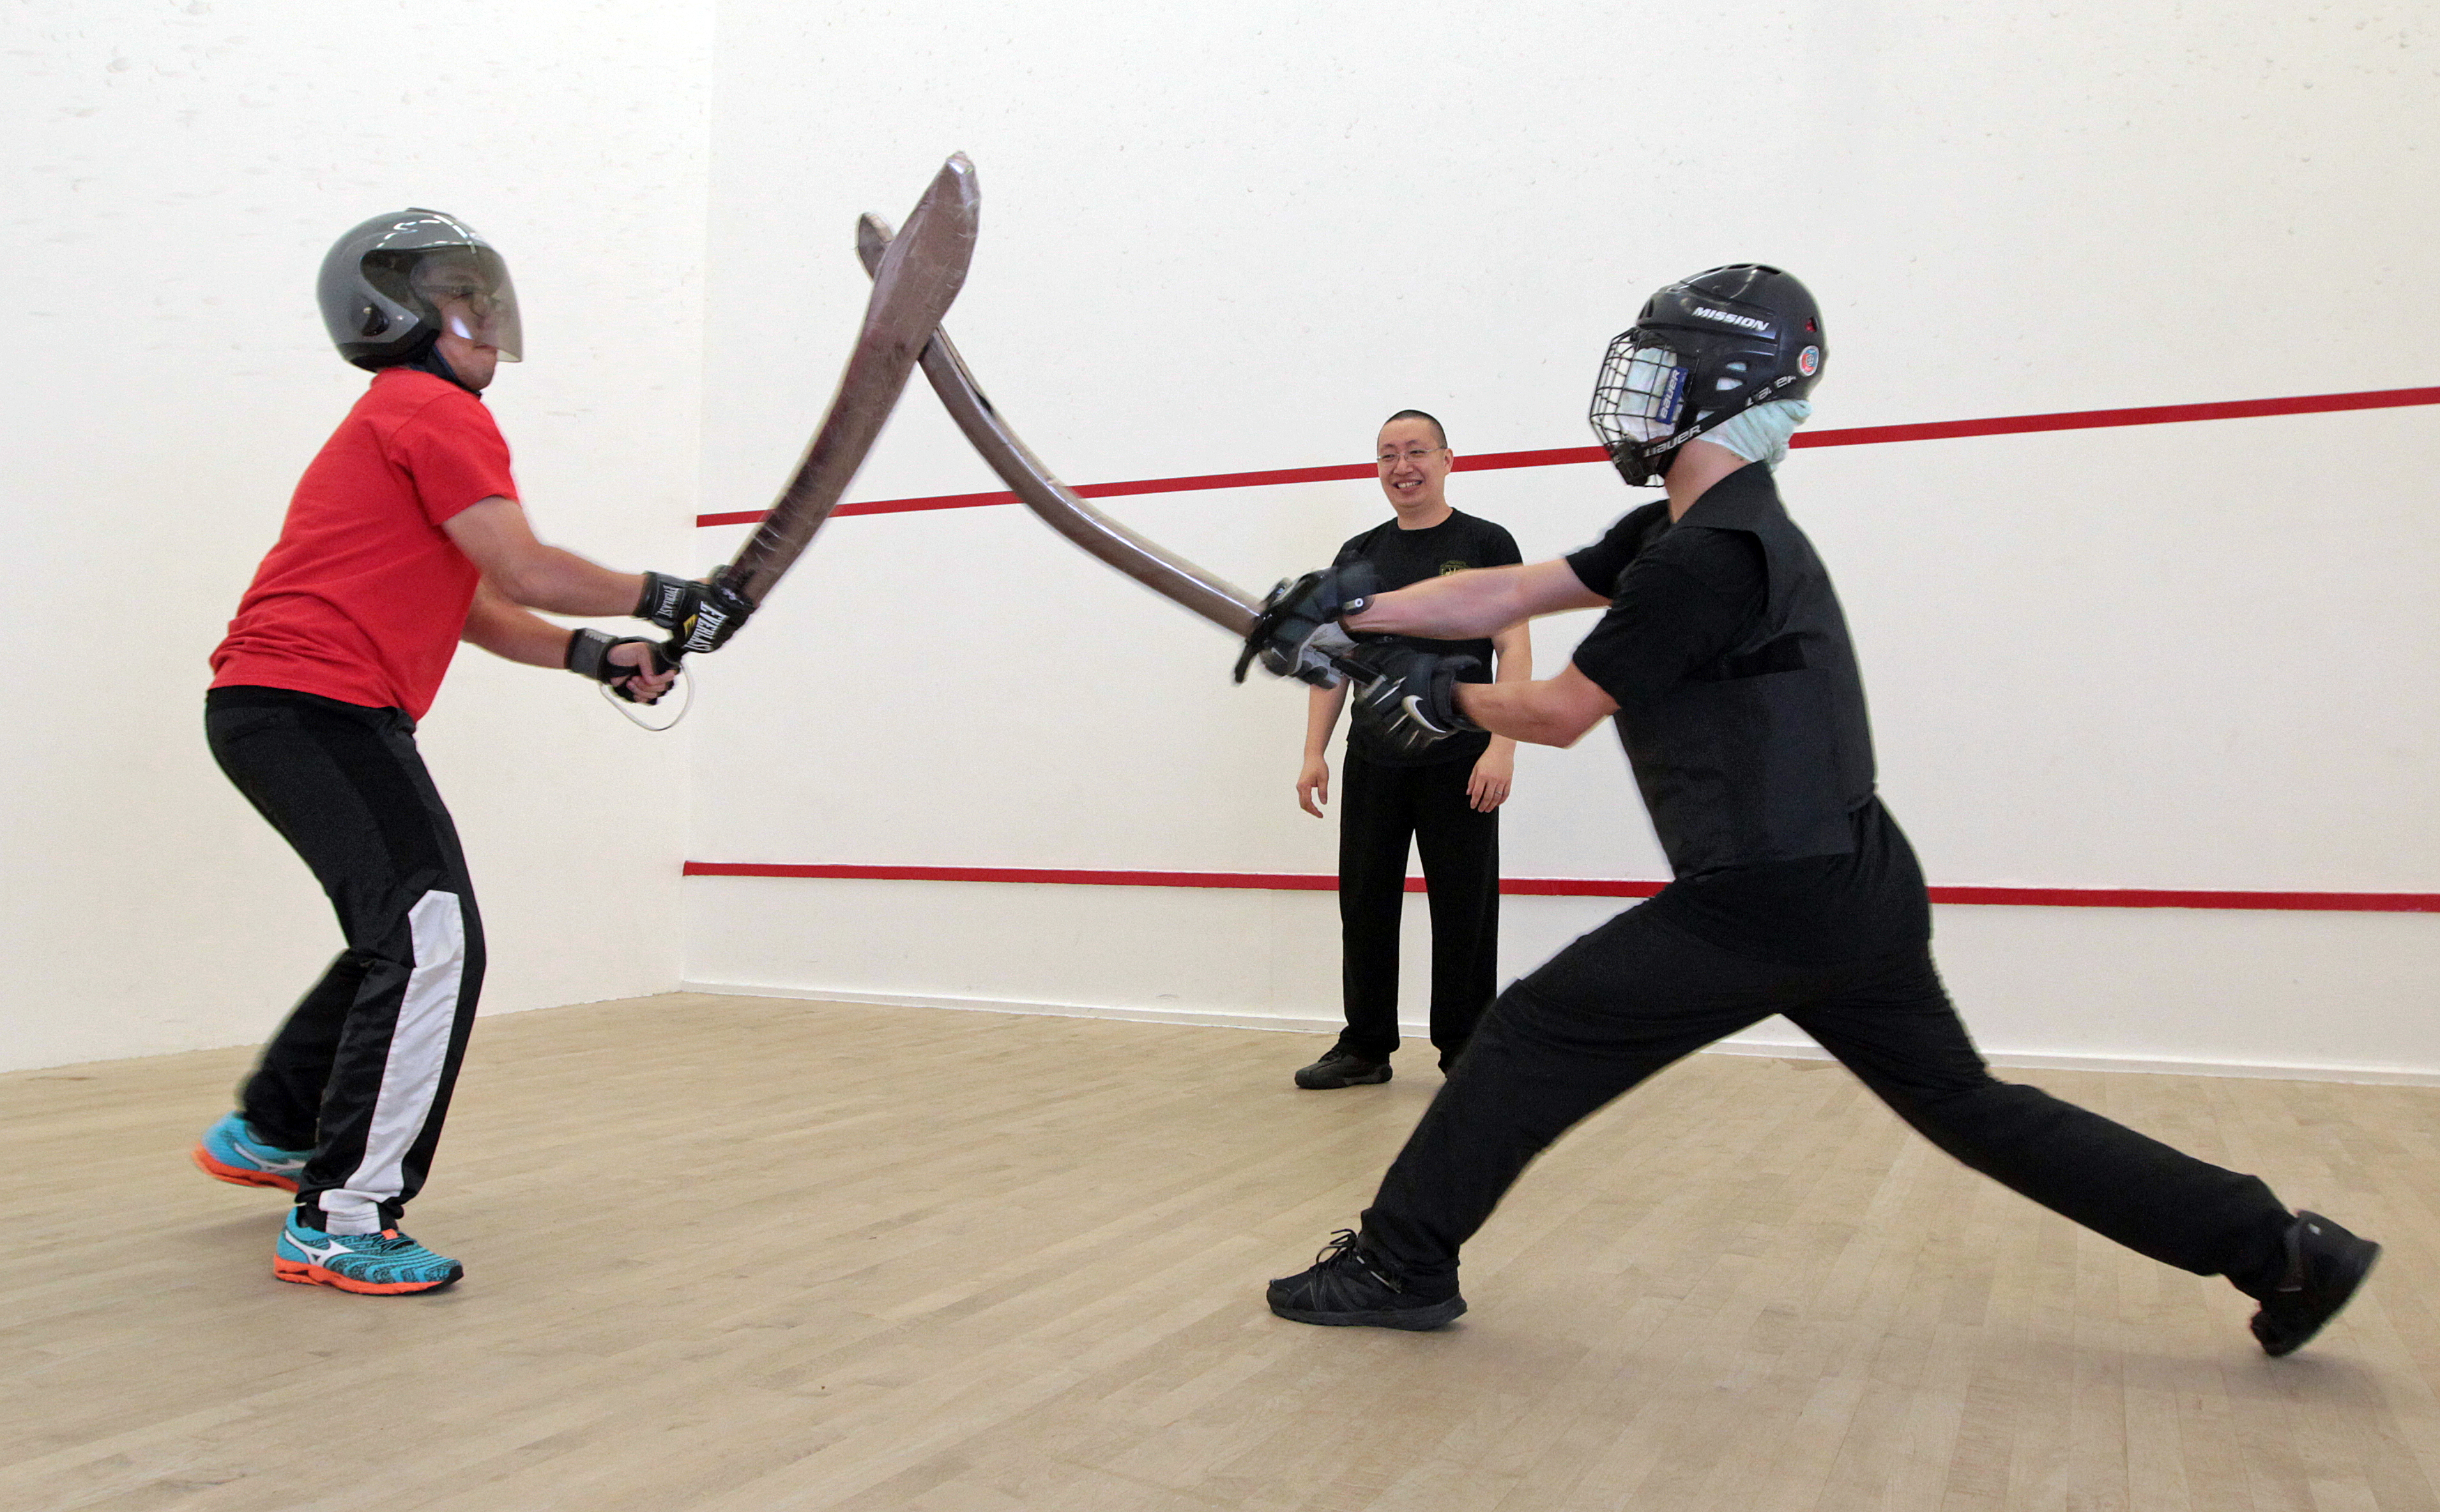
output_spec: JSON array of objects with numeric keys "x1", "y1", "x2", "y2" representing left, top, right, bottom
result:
[
  {"x1": 1251, "y1": 266, "x2": 2378, "y2": 1357},
  {"x1": 1291, "y1": 410, "x2": 1529, "y2": 1090}
]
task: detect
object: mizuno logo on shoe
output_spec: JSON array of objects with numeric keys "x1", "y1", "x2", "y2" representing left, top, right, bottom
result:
[{"x1": 290, "y1": 1235, "x2": 355, "y2": 1265}]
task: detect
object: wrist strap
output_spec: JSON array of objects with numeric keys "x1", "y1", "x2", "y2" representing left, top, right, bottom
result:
[{"x1": 567, "y1": 627, "x2": 616, "y2": 680}]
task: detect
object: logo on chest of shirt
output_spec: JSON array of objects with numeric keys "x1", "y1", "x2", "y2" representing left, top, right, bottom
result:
[{"x1": 1438, "y1": 561, "x2": 1469, "y2": 576}]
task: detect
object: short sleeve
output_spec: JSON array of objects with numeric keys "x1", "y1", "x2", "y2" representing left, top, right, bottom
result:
[
  {"x1": 390, "y1": 390, "x2": 519, "y2": 526},
  {"x1": 1564, "y1": 501, "x2": 1670, "y2": 597},
  {"x1": 1568, "y1": 530, "x2": 1767, "y2": 705},
  {"x1": 1478, "y1": 521, "x2": 1524, "y2": 569}
]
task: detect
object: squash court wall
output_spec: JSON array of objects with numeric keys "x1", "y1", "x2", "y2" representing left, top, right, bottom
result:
[
  {"x1": 3, "y1": 1, "x2": 2436, "y2": 1081},
  {"x1": 1, "y1": 3, "x2": 714, "y2": 1071},
  {"x1": 680, "y1": 0, "x2": 2440, "y2": 1081}
]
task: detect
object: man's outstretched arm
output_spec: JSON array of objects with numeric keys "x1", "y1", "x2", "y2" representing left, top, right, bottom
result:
[
  {"x1": 461, "y1": 581, "x2": 676, "y2": 699},
  {"x1": 446, "y1": 497, "x2": 752, "y2": 656},
  {"x1": 1453, "y1": 664, "x2": 1618, "y2": 749},
  {"x1": 444, "y1": 497, "x2": 644, "y2": 616},
  {"x1": 1345, "y1": 559, "x2": 1606, "y2": 642},
  {"x1": 461, "y1": 581, "x2": 583, "y2": 667}
]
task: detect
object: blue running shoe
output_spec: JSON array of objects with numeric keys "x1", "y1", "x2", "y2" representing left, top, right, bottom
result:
[
  {"x1": 274, "y1": 1211, "x2": 463, "y2": 1295},
  {"x1": 192, "y1": 1112, "x2": 310, "y2": 1193}
]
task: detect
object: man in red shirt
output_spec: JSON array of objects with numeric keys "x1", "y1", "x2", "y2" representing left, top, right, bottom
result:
[{"x1": 193, "y1": 209, "x2": 746, "y2": 1295}]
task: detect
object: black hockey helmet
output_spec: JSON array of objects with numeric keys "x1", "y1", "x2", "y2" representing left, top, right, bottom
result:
[
  {"x1": 317, "y1": 208, "x2": 522, "y2": 370},
  {"x1": 1587, "y1": 264, "x2": 1824, "y2": 487}
]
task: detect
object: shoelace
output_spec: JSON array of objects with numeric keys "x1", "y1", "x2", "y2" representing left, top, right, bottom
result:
[
  {"x1": 363, "y1": 1230, "x2": 444, "y2": 1260},
  {"x1": 1314, "y1": 1229, "x2": 1404, "y2": 1294}
]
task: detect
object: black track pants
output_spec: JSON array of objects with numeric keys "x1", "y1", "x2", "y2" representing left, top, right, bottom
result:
[
  {"x1": 205, "y1": 687, "x2": 485, "y2": 1236},
  {"x1": 1359, "y1": 905, "x2": 2292, "y2": 1293},
  {"x1": 1336, "y1": 752, "x2": 1500, "y2": 1062}
]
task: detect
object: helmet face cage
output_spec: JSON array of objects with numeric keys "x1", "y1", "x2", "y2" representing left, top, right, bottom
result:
[
  {"x1": 1590, "y1": 332, "x2": 1721, "y2": 486},
  {"x1": 1588, "y1": 335, "x2": 1691, "y2": 451},
  {"x1": 1587, "y1": 264, "x2": 1826, "y2": 487},
  {"x1": 319, "y1": 210, "x2": 522, "y2": 370}
]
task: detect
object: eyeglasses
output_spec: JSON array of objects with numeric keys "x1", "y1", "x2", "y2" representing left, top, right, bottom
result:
[
  {"x1": 1376, "y1": 446, "x2": 1446, "y2": 466},
  {"x1": 416, "y1": 279, "x2": 500, "y2": 316}
]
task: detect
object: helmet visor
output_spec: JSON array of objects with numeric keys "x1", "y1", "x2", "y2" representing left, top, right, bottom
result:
[
  {"x1": 408, "y1": 247, "x2": 522, "y2": 362},
  {"x1": 1588, "y1": 333, "x2": 1688, "y2": 449}
]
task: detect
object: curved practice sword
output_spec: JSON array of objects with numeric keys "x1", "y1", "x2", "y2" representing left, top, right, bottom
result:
[
  {"x1": 854, "y1": 213, "x2": 1262, "y2": 641},
  {"x1": 664, "y1": 155, "x2": 979, "y2": 664}
]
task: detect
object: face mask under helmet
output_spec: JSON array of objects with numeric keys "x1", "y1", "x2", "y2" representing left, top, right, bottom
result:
[
  {"x1": 317, "y1": 208, "x2": 523, "y2": 371},
  {"x1": 1587, "y1": 264, "x2": 1824, "y2": 487}
]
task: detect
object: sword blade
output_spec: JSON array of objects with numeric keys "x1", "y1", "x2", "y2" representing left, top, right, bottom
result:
[
  {"x1": 856, "y1": 213, "x2": 1260, "y2": 638},
  {"x1": 722, "y1": 155, "x2": 981, "y2": 607}
]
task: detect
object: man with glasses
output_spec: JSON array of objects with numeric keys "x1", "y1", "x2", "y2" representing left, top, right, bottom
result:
[{"x1": 1289, "y1": 410, "x2": 1530, "y2": 1090}]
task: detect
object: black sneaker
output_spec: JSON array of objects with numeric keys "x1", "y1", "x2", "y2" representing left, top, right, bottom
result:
[
  {"x1": 1294, "y1": 1049, "x2": 1391, "y2": 1090},
  {"x1": 2250, "y1": 1210, "x2": 2381, "y2": 1357},
  {"x1": 1267, "y1": 1230, "x2": 1465, "y2": 1329}
]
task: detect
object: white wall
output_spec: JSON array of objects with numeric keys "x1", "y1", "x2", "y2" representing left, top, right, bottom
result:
[
  {"x1": 2, "y1": 2, "x2": 713, "y2": 1071},
  {"x1": 7, "y1": 0, "x2": 2435, "y2": 1081},
  {"x1": 683, "y1": 0, "x2": 2440, "y2": 1078}
]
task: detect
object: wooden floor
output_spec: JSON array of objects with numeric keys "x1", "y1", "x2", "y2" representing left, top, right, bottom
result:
[{"x1": 3, "y1": 994, "x2": 2435, "y2": 1512}]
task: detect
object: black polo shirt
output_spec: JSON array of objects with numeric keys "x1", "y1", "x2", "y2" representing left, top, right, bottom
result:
[{"x1": 1334, "y1": 508, "x2": 1522, "y2": 767}]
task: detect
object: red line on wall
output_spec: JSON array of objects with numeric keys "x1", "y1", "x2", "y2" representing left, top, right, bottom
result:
[
  {"x1": 686, "y1": 862, "x2": 1342, "y2": 892},
  {"x1": 680, "y1": 862, "x2": 2440, "y2": 913},
  {"x1": 1793, "y1": 386, "x2": 2440, "y2": 448},
  {"x1": 693, "y1": 385, "x2": 2440, "y2": 528},
  {"x1": 1927, "y1": 885, "x2": 2440, "y2": 913}
]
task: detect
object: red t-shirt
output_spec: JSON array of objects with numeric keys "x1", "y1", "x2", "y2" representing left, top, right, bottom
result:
[{"x1": 211, "y1": 369, "x2": 516, "y2": 720}]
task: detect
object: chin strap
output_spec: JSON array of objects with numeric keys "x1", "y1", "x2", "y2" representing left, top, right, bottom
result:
[{"x1": 388, "y1": 334, "x2": 481, "y2": 395}]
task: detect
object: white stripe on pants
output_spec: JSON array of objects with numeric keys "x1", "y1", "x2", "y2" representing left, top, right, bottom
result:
[{"x1": 320, "y1": 890, "x2": 465, "y2": 1235}]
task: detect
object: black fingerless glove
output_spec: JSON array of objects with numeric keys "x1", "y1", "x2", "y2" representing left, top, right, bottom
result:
[{"x1": 567, "y1": 628, "x2": 666, "y2": 703}]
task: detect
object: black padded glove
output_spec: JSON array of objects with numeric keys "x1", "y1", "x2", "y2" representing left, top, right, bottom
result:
[
  {"x1": 1233, "y1": 561, "x2": 1383, "y2": 686},
  {"x1": 566, "y1": 628, "x2": 669, "y2": 703},
  {"x1": 637, "y1": 570, "x2": 753, "y2": 655},
  {"x1": 1345, "y1": 645, "x2": 1484, "y2": 758}
]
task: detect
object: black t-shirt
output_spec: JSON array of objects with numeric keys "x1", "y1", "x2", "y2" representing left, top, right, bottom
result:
[
  {"x1": 1562, "y1": 502, "x2": 1931, "y2": 965},
  {"x1": 1335, "y1": 508, "x2": 1523, "y2": 767}
]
